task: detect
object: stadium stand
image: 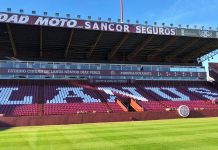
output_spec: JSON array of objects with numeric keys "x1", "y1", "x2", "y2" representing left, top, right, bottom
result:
[
  {"x1": 0, "y1": 80, "x2": 217, "y2": 116},
  {"x1": 0, "y1": 80, "x2": 39, "y2": 116},
  {"x1": 209, "y1": 63, "x2": 218, "y2": 83},
  {"x1": 0, "y1": 11, "x2": 218, "y2": 126}
]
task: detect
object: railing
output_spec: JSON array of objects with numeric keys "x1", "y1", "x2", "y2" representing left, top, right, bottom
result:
[
  {"x1": 0, "y1": 60, "x2": 205, "y2": 72},
  {"x1": 0, "y1": 60, "x2": 207, "y2": 81}
]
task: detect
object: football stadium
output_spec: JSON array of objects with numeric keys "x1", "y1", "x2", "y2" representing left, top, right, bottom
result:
[{"x1": 1, "y1": 0, "x2": 218, "y2": 149}]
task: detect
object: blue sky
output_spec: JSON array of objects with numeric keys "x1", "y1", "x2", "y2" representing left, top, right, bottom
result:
[
  {"x1": 1, "y1": 0, "x2": 217, "y2": 27},
  {"x1": 0, "y1": 0, "x2": 218, "y2": 77}
]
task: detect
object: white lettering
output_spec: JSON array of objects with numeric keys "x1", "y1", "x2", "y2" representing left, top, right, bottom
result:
[
  {"x1": 59, "y1": 19, "x2": 68, "y2": 27},
  {"x1": 67, "y1": 20, "x2": 77, "y2": 28},
  {"x1": 6, "y1": 15, "x2": 18, "y2": 23},
  {"x1": 136, "y1": 26, "x2": 141, "y2": 33},
  {"x1": 159, "y1": 28, "x2": 164, "y2": 35},
  {"x1": 0, "y1": 88, "x2": 32, "y2": 105},
  {"x1": 0, "y1": 13, "x2": 8, "y2": 22},
  {"x1": 147, "y1": 26, "x2": 152, "y2": 34},
  {"x1": 49, "y1": 18, "x2": 60, "y2": 26},
  {"x1": 189, "y1": 88, "x2": 218, "y2": 100},
  {"x1": 108, "y1": 24, "x2": 115, "y2": 31},
  {"x1": 47, "y1": 87, "x2": 100, "y2": 104},
  {"x1": 101, "y1": 22, "x2": 108, "y2": 31},
  {"x1": 116, "y1": 24, "x2": 123, "y2": 32},
  {"x1": 171, "y1": 28, "x2": 176, "y2": 35},
  {"x1": 18, "y1": 16, "x2": 29, "y2": 24},
  {"x1": 165, "y1": 28, "x2": 171, "y2": 35},
  {"x1": 142, "y1": 26, "x2": 147, "y2": 34},
  {"x1": 153, "y1": 27, "x2": 159, "y2": 34},
  {"x1": 85, "y1": 21, "x2": 91, "y2": 29},
  {"x1": 93, "y1": 22, "x2": 99, "y2": 30},
  {"x1": 124, "y1": 25, "x2": 130, "y2": 32},
  {"x1": 145, "y1": 87, "x2": 190, "y2": 101},
  {"x1": 35, "y1": 17, "x2": 49, "y2": 25},
  {"x1": 98, "y1": 87, "x2": 147, "y2": 102}
]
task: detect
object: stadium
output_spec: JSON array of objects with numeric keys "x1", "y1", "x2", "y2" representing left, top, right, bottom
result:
[{"x1": 1, "y1": 0, "x2": 218, "y2": 149}]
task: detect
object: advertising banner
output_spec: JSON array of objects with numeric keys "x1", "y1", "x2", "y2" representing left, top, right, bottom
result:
[
  {"x1": 0, "y1": 68, "x2": 206, "y2": 77},
  {"x1": 0, "y1": 12, "x2": 217, "y2": 38}
]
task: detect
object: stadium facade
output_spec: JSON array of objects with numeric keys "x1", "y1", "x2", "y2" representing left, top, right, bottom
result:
[{"x1": 0, "y1": 11, "x2": 218, "y2": 127}]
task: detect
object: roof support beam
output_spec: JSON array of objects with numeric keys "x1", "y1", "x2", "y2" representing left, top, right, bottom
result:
[
  {"x1": 64, "y1": 29, "x2": 74, "y2": 58},
  {"x1": 145, "y1": 36, "x2": 178, "y2": 60},
  {"x1": 165, "y1": 38, "x2": 200, "y2": 61},
  {"x1": 6, "y1": 24, "x2": 17, "y2": 57},
  {"x1": 108, "y1": 33, "x2": 129, "y2": 60},
  {"x1": 87, "y1": 31, "x2": 103, "y2": 59},
  {"x1": 156, "y1": 37, "x2": 178, "y2": 52},
  {"x1": 182, "y1": 40, "x2": 216, "y2": 63},
  {"x1": 177, "y1": 38, "x2": 200, "y2": 55},
  {"x1": 127, "y1": 35, "x2": 154, "y2": 61},
  {"x1": 40, "y1": 26, "x2": 43, "y2": 57}
]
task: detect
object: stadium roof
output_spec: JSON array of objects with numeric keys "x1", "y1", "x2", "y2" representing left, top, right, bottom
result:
[{"x1": 0, "y1": 12, "x2": 218, "y2": 64}]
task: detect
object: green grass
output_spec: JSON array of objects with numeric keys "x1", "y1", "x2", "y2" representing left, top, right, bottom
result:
[{"x1": 1, "y1": 118, "x2": 218, "y2": 150}]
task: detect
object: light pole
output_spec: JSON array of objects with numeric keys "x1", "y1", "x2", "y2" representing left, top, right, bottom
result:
[{"x1": 120, "y1": 0, "x2": 124, "y2": 23}]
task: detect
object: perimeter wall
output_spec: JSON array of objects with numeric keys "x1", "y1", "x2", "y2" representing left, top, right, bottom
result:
[{"x1": 0, "y1": 110, "x2": 218, "y2": 127}]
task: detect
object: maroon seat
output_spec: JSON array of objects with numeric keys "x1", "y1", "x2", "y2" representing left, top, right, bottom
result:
[
  {"x1": 107, "y1": 102, "x2": 124, "y2": 113},
  {"x1": 0, "y1": 80, "x2": 218, "y2": 116},
  {"x1": 44, "y1": 103, "x2": 108, "y2": 115}
]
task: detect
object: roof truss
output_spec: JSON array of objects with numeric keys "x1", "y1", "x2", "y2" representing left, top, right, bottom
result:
[
  {"x1": 6, "y1": 24, "x2": 17, "y2": 57},
  {"x1": 108, "y1": 33, "x2": 129, "y2": 60},
  {"x1": 146, "y1": 36, "x2": 178, "y2": 60},
  {"x1": 127, "y1": 35, "x2": 154, "y2": 61},
  {"x1": 64, "y1": 29, "x2": 74, "y2": 58},
  {"x1": 86, "y1": 31, "x2": 103, "y2": 59},
  {"x1": 183, "y1": 40, "x2": 216, "y2": 63},
  {"x1": 40, "y1": 26, "x2": 43, "y2": 57},
  {"x1": 165, "y1": 38, "x2": 200, "y2": 61}
]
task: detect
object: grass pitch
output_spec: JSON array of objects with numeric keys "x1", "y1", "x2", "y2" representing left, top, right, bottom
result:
[{"x1": 1, "y1": 118, "x2": 218, "y2": 150}]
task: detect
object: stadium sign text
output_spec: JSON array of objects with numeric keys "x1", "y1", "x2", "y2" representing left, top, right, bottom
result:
[
  {"x1": 0, "y1": 12, "x2": 176, "y2": 36},
  {"x1": 0, "y1": 87, "x2": 218, "y2": 105},
  {"x1": 0, "y1": 68, "x2": 206, "y2": 78}
]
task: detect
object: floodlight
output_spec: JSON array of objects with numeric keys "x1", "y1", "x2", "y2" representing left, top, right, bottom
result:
[
  {"x1": 32, "y1": 11, "x2": 36, "y2": 15},
  {"x1": 108, "y1": 18, "x2": 112, "y2": 22},
  {"x1": 77, "y1": 15, "x2": 81, "y2": 19},
  {"x1": 7, "y1": 8, "x2": 11, "y2": 12},
  {"x1": 44, "y1": 12, "x2": 48, "y2": 16},
  {"x1": 19, "y1": 9, "x2": 24, "y2": 14},
  {"x1": 66, "y1": 14, "x2": 70, "y2": 18},
  {"x1": 55, "y1": 13, "x2": 59, "y2": 17}
]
